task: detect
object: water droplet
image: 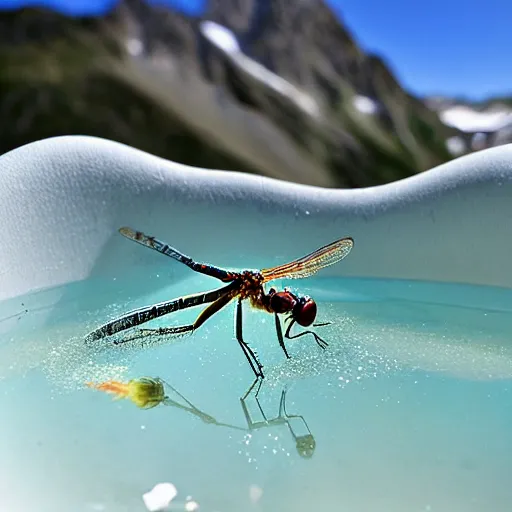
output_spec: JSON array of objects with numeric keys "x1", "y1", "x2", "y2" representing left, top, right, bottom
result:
[{"x1": 185, "y1": 500, "x2": 199, "y2": 511}]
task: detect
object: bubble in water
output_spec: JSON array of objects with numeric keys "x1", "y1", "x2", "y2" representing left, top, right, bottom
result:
[
  {"x1": 249, "y1": 484, "x2": 263, "y2": 504},
  {"x1": 185, "y1": 500, "x2": 199, "y2": 511}
]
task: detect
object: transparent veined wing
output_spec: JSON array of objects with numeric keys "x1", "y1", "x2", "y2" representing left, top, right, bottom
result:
[{"x1": 261, "y1": 237, "x2": 354, "y2": 282}]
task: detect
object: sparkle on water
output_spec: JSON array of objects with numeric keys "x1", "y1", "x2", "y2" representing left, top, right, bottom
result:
[{"x1": 1, "y1": 269, "x2": 512, "y2": 512}]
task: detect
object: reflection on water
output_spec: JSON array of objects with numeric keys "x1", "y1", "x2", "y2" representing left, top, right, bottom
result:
[
  {"x1": 86, "y1": 376, "x2": 170, "y2": 410},
  {"x1": 1, "y1": 275, "x2": 512, "y2": 511},
  {"x1": 87, "y1": 375, "x2": 316, "y2": 459},
  {"x1": 238, "y1": 378, "x2": 315, "y2": 459}
]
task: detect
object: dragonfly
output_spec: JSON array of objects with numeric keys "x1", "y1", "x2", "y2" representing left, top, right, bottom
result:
[{"x1": 85, "y1": 227, "x2": 354, "y2": 378}]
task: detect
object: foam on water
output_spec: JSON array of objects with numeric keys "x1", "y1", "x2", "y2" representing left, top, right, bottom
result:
[{"x1": 1, "y1": 273, "x2": 512, "y2": 512}]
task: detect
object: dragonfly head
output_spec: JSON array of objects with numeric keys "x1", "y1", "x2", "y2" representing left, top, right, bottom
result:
[{"x1": 292, "y1": 295, "x2": 317, "y2": 327}]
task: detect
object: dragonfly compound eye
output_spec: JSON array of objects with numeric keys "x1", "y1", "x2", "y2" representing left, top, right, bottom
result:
[
  {"x1": 270, "y1": 291, "x2": 297, "y2": 314},
  {"x1": 294, "y1": 297, "x2": 317, "y2": 327}
]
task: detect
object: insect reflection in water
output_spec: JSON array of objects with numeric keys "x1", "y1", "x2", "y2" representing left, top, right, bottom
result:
[
  {"x1": 86, "y1": 376, "x2": 316, "y2": 459},
  {"x1": 86, "y1": 377, "x2": 168, "y2": 410}
]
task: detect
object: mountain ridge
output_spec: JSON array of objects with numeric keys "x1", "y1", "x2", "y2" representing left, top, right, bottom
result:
[{"x1": 0, "y1": 0, "x2": 506, "y2": 187}]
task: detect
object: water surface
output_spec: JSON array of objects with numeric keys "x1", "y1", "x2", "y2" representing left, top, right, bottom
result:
[{"x1": 1, "y1": 273, "x2": 511, "y2": 512}]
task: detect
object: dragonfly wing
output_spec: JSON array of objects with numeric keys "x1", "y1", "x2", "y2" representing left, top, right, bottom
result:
[
  {"x1": 84, "y1": 283, "x2": 237, "y2": 342},
  {"x1": 119, "y1": 227, "x2": 235, "y2": 282},
  {"x1": 119, "y1": 227, "x2": 193, "y2": 264},
  {"x1": 260, "y1": 237, "x2": 354, "y2": 282}
]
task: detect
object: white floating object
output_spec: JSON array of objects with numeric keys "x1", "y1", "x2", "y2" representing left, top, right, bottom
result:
[{"x1": 142, "y1": 482, "x2": 178, "y2": 512}]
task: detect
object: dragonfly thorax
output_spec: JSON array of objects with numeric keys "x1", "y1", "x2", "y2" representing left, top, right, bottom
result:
[
  {"x1": 239, "y1": 271, "x2": 265, "y2": 299},
  {"x1": 269, "y1": 290, "x2": 297, "y2": 314}
]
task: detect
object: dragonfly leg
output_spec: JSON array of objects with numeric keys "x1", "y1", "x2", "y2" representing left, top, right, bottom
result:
[
  {"x1": 284, "y1": 319, "x2": 329, "y2": 350},
  {"x1": 241, "y1": 376, "x2": 264, "y2": 402},
  {"x1": 240, "y1": 377, "x2": 266, "y2": 429},
  {"x1": 274, "y1": 314, "x2": 291, "y2": 359},
  {"x1": 236, "y1": 298, "x2": 264, "y2": 379}
]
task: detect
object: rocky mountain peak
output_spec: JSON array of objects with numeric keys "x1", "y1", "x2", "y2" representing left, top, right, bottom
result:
[{"x1": 1, "y1": 0, "x2": 503, "y2": 188}]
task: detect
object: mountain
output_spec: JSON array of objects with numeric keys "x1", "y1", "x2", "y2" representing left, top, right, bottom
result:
[
  {"x1": 0, "y1": 0, "x2": 487, "y2": 188},
  {"x1": 425, "y1": 96, "x2": 512, "y2": 155}
]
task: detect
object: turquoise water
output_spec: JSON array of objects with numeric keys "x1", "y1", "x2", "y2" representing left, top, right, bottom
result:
[{"x1": 1, "y1": 272, "x2": 512, "y2": 512}]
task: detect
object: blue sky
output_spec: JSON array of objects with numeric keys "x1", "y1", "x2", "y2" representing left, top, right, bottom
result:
[
  {"x1": 330, "y1": 0, "x2": 512, "y2": 100},
  {"x1": 2, "y1": 0, "x2": 510, "y2": 100}
]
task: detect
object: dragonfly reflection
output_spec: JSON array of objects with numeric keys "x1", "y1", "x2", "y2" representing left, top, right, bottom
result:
[
  {"x1": 87, "y1": 376, "x2": 316, "y2": 458},
  {"x1": 239, "y1": 377, "x2": 315, "y2": 458}
]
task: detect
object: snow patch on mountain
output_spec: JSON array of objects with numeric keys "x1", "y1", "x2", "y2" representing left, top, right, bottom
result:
[{"x1": 440, "y1": 105, "x2": 512, "y2": 132}]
